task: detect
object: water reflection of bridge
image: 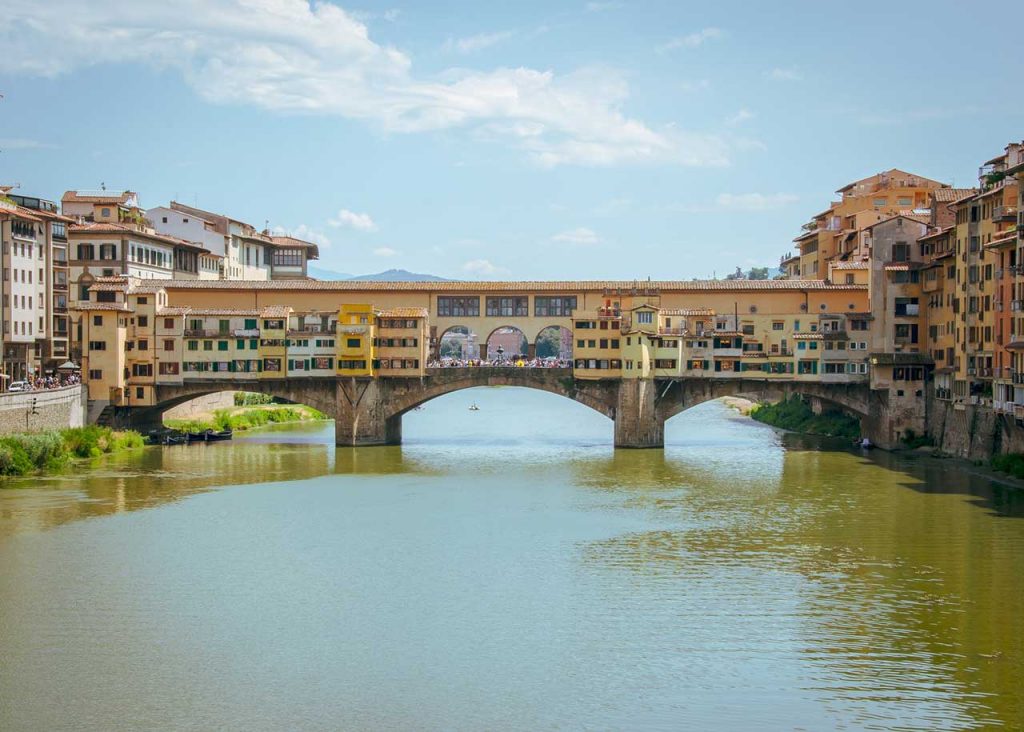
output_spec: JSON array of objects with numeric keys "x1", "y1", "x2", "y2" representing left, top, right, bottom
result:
[{"x1": 116, "y1": 367, "x2": 888, "y2": 449}]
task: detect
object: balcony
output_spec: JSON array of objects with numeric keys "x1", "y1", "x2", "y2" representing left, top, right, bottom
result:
[
  {"x1": 233, "y1": 328, "x2": 260, "y2": 337},
  {"x1": 1013, "y1": 300, "x2": 1024, "y2": 312},
  {"x1": 993, "y1": 205, "x2": 1017, "y2": 222},
  {"x1": 184, "y1": 329, "x2": 230, "y2": 338},
  {"x1": 894, "y1": 304, "x2": 920, "y2": 317}
]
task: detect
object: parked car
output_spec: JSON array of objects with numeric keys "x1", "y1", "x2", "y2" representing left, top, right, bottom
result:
[{"x1": 7, "y1": 381, "x2": 28, "y2": 392}]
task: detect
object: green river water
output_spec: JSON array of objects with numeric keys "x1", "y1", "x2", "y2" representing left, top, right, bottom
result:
[{"x1": 1, "y1": 388, "x2": 1023, "y2": 731}]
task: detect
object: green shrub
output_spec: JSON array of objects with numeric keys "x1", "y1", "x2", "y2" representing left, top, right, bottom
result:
[
  {"x1": 992, "y1": 453, "x2": 1024, "y2": 479},
  {"x1": 234, "y1": 392, "x2": 275, "y2": 406},
  {"x1": 751, "y1": 396, "x2": 859, "y2": 439}
]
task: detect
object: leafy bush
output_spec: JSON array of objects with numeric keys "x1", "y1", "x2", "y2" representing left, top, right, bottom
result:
[
  {"x1": 0, "y1": 427, "x2": 143, "y2": 478},
  {"x1": 751, "y1": 396, "x2": 860, "y2": 439},
  {"x1": 169, "y1": 405, "x2": 327, "y2": 434},
  {"x1": 992, "y1": 453, "x2": 1024, "y2": 479},
  {"x1": 234, "y1": 392, "x2": 275, "y2": 406}
]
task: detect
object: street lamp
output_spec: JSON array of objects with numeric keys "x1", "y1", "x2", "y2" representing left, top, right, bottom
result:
[{"x1": 496, "y1": 345, "x2": 505, "y2": 363}]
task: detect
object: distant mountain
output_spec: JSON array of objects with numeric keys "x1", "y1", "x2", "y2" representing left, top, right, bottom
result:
[
  {"x1": 307, "y1": 265, "x2": 353, "y2": 280},
  {"x1": 346, "y1": 269, "x2": 451, "y2": 282}
]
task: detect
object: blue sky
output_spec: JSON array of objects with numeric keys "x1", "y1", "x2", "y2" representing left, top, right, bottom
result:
[{"x1": 1, "y1": 0, "x2": 1022, "y2": 279}]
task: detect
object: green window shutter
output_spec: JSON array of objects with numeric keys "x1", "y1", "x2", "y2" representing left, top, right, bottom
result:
[
  {"x1": 250, "y1": 339, "x2": 258, "y2": 349},
  {"x1": 245, "y1": 319, "x2": 257, "y2": 330},
  {"x1": 218, "y1": 341, "x2": 228, "y2": 351}
]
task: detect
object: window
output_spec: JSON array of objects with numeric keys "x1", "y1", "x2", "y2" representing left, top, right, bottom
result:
[
  {"x1": 138, "y1": 340, "x2": 148, "y2": 351},
  {"x1": 88, "y1": 340, "x2": 106, "y2": 350},
  {"x1": 636, "y1": 311, "x2": 653, "y2": 324},
  {"x1": 218, "y1": 341, "x2": 229, "y2": 351},
  {"x1": 485, "y1": 296, "x2": 529, "y2": 317},
  {"x1": 77, "y1": 243, "x2": 96, "y2": 260},
  {"x1": 138, "y1": 315, "x2": 148, "y2": 327},
  {"x1": 163, "y1": 339, "x2": 175, "y2": 351},
  {"x1": 272, "y1": 249, "x2": 304, "y2": 267},
  {"x1": 164, "y1": 318, "x2": 174, "y2": 329},
  {"x1": 187, "y1": 340, "x2": 198, "y2": 351},
  {"x1": 263, "y1": 358, "x2": 281, "y2": 372},
  {"x1": 132, "y1": 364, "x2": 153, "y2": 377},
  {"x1": 437, "y1": 296, "x2": 480, "y2": 317},
  {"x1": 89, "y1": 369, "x2": 103, "y2": 380},
  {"x1": 347, "y1": 338, "x2": 361, "y2": 348},
  {"x1": 204, "y1": 341, "x2": 213, "y2": 351},
  {"x1": 534, "y1": 296, "x2": 577, "y2": 317}
]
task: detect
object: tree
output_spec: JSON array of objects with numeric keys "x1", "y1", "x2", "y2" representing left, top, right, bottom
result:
[{"x1": 748, "y1": 267, "x2": 769, "y2": 280}]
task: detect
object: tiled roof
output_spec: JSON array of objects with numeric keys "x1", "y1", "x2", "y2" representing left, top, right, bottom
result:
[
  {"x1": 986, "y1": 230, "x2": 1017, "y2": 247},
  {"x1": 830, "y1": 261, "x2": 868, "y2": 270},
  {"x1": 71, "y1": 302, "x2": 130, "y2": 312},
  {"x1": 62, "y1": 190, "x2": 136, "y2": 204},
  {"x1": 85, "y1": 281, "x2": 130, "y2": 292},
  {"x1": 182, "y1": 308, "x2": 261, "y2": 316},
  {"x1": 0, "y1": 205, "x2": 42, "y2": 222},
  {"x1": 932, "y1": 188, "x2": 978, "y2": 202},
  {"x1": 141, "y1": 278, "x2": 867, "y2": 293},
  {"x1": 156, "y1": 307, "x2": 192, "y2": 316},
  {"x1": 69, "y1": 222, "x2": 210, "y2": 251},
  {"x1": 793, "y1": 332, "x2": 824, "y2": 340},
  {"x1": 260, "y1": 306, "x2": 292, "y2": 318},
  {"x1": 378, "y1": 307, "x2": 429, "y2": 318},
  {"x1": 662, "y1": 307, "x2": 715, "y2": 316}
]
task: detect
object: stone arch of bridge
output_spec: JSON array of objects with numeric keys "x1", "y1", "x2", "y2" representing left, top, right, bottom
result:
[
  {"x1": 133, "y1": 378, "x2": 343, "y2": 432},
  {"x1": 383, "y1": 370, "x2": 618, "y2": 421},
  {"x1": 655, "y1": 378, "x2": 872, "y2": 425}
]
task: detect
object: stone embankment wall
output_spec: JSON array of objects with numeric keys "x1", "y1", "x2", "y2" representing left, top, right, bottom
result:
[
  {"x1": 0, "y1": 385, "x2": 87, "y2": 434},
  {"x1": 927, "y1": 394, "x2": 1024, "y2": 461},
  {"x1": 163, "y1": 391, "x2": 236, "y2": 420}
]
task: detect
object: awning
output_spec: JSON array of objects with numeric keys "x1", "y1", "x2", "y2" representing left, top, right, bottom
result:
[{"x1": 57, "y1": 360, "x2": 80, "y2": 370}]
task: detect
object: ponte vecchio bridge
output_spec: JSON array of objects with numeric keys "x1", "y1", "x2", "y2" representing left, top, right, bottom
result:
[{"x1": 80, "y1": 277, "x2": 914, "y2": 448}]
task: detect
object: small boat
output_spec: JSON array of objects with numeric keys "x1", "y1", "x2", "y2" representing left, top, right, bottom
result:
[
  {"x1": 469, "y1": 403, "x2": 480, "y2": 411},
  {"x1": 187, "y1": 429, "x2": 233, "y2": 443},
  {"x1": 148, "y1": 429, "x2": 186, "y2": 446},
  {"x1": 859, "y1": 438, "x2": 873, "y2": 450}
]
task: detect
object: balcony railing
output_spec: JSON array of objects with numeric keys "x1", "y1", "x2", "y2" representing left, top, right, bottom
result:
[
  {"x1": 184, "y1": 329, "x2": 230, "y2": 338},
  {"x1": 232, "y1": 328, "x2": 260, "y2": 337},
  {"x1": 994, "y1": 205, "x2": 1017, "y2": 222}
]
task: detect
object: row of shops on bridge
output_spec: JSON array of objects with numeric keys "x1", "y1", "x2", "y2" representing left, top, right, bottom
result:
[{"x1": 72, "y1": 276, "x2": 920, "y2": 412}]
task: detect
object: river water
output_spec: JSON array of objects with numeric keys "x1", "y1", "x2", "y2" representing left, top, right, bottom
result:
[{"x1": 2, "y1": 388, "x2": 1024, "y2": 731}]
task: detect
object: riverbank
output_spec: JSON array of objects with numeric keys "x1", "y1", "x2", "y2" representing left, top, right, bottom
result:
[
  {"x1": 0, "y1": 426, "x2": 144, "y2": 478},
  {"x1": 750, "y1": 396, "x2": 860, "y2": 439},
  {"x1": 165, "y1": 404, "x2": 328, "y2": 433}
]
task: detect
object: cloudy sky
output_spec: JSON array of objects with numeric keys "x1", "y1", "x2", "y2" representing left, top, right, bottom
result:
[{"x1": 1, "y1": 0, "x2": 1022, "y2": 279}]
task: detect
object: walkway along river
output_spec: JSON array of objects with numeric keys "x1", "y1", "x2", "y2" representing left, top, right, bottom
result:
[{"x1": 2, "y1": 387, "x2": 1024, "y2": 730}]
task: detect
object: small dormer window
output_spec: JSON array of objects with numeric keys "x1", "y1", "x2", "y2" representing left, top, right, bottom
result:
[{"x1": 102, "y1": 208, "x2": 110, "y2": 217}]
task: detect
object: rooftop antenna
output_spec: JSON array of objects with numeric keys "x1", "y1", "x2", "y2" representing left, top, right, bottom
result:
[{"x1": 100, "y1": 181, "x2": 106, "y2": 191}]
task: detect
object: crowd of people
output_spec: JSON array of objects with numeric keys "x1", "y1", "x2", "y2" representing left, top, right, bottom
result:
[
  {"x1": 428, "y1": 356, "x2": 572, "y2": 369},
  {"x1": 8, "y1": 373, "x2": 82, "y2": 391}
]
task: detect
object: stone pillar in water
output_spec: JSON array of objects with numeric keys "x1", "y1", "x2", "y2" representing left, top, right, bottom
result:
[
  {"x1": 334, "y1": 378, "x2": 402, "y2": 446},
  {"x1": 614, "y1": 378, "x2": 664, "y2": 448}
]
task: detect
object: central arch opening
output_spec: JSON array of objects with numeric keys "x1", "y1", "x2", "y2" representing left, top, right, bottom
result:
[
  {"x1": 485, "y1": 326, "x2": 528, "y2": 363},
  {"x1": 402, "y1": 385, "x2": 611, "y2": 447}
]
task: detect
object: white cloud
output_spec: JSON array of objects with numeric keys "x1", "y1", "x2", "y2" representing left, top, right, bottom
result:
[
  {"x1": 443, "y1": 30, "x2": 514, "y2": 55},
  {"x1": 1, "y1": 1, "x2": 735, "y2": 168},
  {"x1": 373, "y1": 246, "x2": 397, "y2": 256},
  {"x1": 328, "y1": 208, "x2": 377, "y2": 231},
  {"x1": 463, "y1": 258, "x2": 502, "y2": 277},
  {"x1": 765, "y1": 67, "x2": 802, "y2": 82},
  {"x1": 715, "y1": 193, "x2": 799, "y2": 211},
  {"x1": 271, "y1": 224, "x2": 331, "y2": 247},
  {"x1": 552, "y1": 227, "x2": 601, "y2": 245},
  {"x1": 0, "y1": 138, "x2": 54, "y2": 150},
  {"x1": 725, "y1": 108, "x2": 754, "y2": 127},
  {"x1": 658, "y1": 28, "x2": 723, "y2": 52}
]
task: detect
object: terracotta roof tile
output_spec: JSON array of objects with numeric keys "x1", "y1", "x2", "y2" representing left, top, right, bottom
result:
[
  {"x1": 932, "y1": 188, "x2": 978, "y2": 202},
  {"x1": 62, "y1": 190, "x2": 136, "y2": 204},
  {"x1": 378, "y1": 307, "x2": 429, "y2": 318},
  {"x1": 71, "y1": 302, "x2": 130, "y2": 312},
  {"x1": 830, "y1": 261, "x2": 869, "y2": 270},
  {"x1": 142, "y1": 278, "x2": 867, "y2": 293},
  {"x1": 260, "y1": 306, "x2": 292, "y2": 318}
]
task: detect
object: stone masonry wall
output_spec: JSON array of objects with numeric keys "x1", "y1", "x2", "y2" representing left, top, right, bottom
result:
[
  {"x1": 163, "y1": 391, "x2": 237, "y2": 421},
  {"x1": 0, "y1": 386, "x2": 87, "y2": 435}
]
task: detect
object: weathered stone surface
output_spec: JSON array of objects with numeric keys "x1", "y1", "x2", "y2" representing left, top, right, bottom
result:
[
  {"x1": 125, "y1": 371, "x2": 888, "y2": 449},
  {"x1": 0, "y1": 386, "x2": 86, "y2": 435}
]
